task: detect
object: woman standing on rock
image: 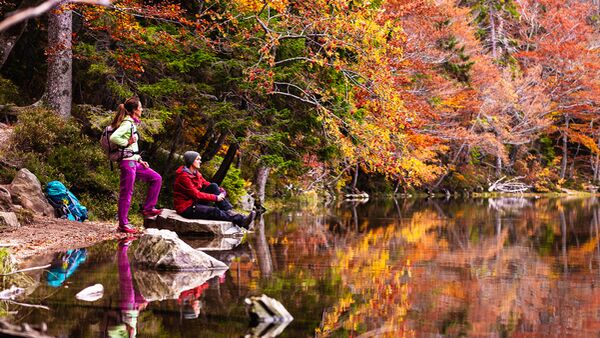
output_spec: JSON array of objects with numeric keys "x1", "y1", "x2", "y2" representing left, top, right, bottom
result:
[{"x1": 109, "y1": 96, "x2": 162, "y2": 233}]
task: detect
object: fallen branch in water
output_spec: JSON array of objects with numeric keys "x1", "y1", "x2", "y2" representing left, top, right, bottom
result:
[
  {"x1": 0, "y1": 264, "x2": 51, "y2": 276},
  {"x1": 488, "y1": 176, "x2": 531, "y2": 193}
]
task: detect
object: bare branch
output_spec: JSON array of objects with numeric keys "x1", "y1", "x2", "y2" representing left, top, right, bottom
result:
[{"x1": 0, "y1": 0, "x2": 112, "y2": 32}]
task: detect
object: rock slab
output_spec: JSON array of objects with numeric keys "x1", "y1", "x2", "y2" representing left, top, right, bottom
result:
[
  {"x1": 9, "y1": 169, "x2": 54, "y2": 217},
  {"x1": 146, "y1": 209, "x2": 244, "y2": 237},
  {"x1": 133, "y1": 228, "x2": 229, "y2": 271}
]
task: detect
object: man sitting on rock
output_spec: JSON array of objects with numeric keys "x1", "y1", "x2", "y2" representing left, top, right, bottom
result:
[{"x1": 173, "y1": 151, "x2": 255, "y2": 229}]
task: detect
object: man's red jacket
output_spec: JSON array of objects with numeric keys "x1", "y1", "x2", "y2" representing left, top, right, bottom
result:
[{"x1": 173, "y1": 166, "x2": 218, "y2": 214}]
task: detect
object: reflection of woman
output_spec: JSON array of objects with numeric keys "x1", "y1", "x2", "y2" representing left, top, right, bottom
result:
[{"x1": 107, "y1": 238, "x2": 147, "y2": 338}]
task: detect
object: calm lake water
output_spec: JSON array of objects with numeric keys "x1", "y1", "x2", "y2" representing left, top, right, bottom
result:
[{"x1": 5, "y1": 196, "x2": 600, "y2": 337}]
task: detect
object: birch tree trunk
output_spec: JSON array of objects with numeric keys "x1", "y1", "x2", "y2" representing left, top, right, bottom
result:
[
  {"x1": 489, "y1": 6, "x2": 498, "y2": 59},
  {"x1": 496, "y1": 155, "x2": 502, "y2": 177},
  {"x1": 46, "y1": 3, "x2": 72, "y2": 118},
  {"x1": 254, "y1": 165, "x2": 270, "y2": 208}
]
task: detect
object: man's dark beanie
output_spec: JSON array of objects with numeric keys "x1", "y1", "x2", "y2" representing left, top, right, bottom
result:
[{"x1": 183, "y1": 151, "x2": 200, "y2": 167}]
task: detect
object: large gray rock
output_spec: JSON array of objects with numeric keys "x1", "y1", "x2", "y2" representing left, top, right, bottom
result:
[
  {"x1": 146, "y1": 209, "x2": 244, "y2": 236},
  {"x1": 9, "y1": 169, "x2": 54, "y2": 217},
  {"x1": 134, "y1": 269, "x2": 225, "y2": 302},
  {"x1": 239, "y1": 194, "x2": 255, "y2": 212},
  {"x1": 0, "y1": 211, "x2": 20, "y2": 229},
  {"x1": 0, "y1": 186, "x2": 13, "y2": 212},
  {"x1": 133, "y1": 228, "x2": 229, "y2": 271}
]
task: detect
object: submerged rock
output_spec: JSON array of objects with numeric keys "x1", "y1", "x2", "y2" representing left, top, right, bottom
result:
[
  {"x1": 9, "y1": 169, "x2": 54, "y2": 217},
  {"x1": 145, "y1": 209, "x2": 245, "y2": 236},
  {"x1": 134, "y1": 269, "x2": 225, "y2": 302},
  {"x1": 75, "y1": 284, "x2": 104, "y2": 302},
  {"x1": 133, "y1": 228, "x2": 229, "y2": 271},
  {"x1": 245, "y1": 294, "x2": 293, "y2": 337}
]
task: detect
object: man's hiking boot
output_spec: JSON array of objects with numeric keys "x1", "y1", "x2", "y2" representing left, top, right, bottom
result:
[
  {"x1": 118, "y1": 224, "x2": 139, "y2": 234},
  {"x1": 240, "y1": 211, "x2": 256, "y2": 229},
  {"x1": 141, "y1": 208, "x2": 163, "y2": 218}
]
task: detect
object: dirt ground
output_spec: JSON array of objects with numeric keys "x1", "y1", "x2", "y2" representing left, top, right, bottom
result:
[
  {"x1": 0, "y1": 124, "x2": 129, "y2": 265},
  {"x1": 1, "y1": 216, "x2": 130, "y2": 264}
]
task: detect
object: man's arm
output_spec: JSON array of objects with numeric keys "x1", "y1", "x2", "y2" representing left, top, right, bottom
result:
[{"x1": 179, "y1": 175, "x2": 218, "y2": 202}]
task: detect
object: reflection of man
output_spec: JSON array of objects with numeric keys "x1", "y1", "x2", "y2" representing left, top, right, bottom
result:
[
  {"x1": 107, "y1": 238, "x2": 147, "y2": 338},
  {"x1": 177, "y1": 282, "x2": 209, "y2": 319}
]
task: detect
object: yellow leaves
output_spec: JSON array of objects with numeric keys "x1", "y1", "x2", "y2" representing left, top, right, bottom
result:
[
  {"x1": 566, "y1": 129, "x2": 600, "y2": 154},
  {"x1": 233, "y1": 0, "x2": 290, "y2": 13}
]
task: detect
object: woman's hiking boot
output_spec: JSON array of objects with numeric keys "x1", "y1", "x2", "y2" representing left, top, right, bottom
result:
[
  {"x1": 141, "y1": 208, "x2": 163, "y2": 218},
  {"x1": 118, "y1": 224, "x2": 139, "y2": 234}
]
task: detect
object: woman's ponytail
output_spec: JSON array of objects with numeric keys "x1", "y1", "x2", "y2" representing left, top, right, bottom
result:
[{"x1": 111, "y1": 97, "x2": 140, "y2": 129}]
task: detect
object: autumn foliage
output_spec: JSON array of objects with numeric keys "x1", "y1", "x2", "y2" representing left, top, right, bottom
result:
[{"x1": 2, "y1": 0, "x2": 600, "y2": 194}]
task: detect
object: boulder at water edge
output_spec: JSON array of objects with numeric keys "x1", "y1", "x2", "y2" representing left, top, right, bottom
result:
[
  {"x1": 145, "y1": 209, "x2": 244, "y2": 236},
  {"x1": 133, "y1": 228, "x2": 229, "y2": 271},
  {"x1": 9, "y1": 169, "x2": 54, "y2": 217}
]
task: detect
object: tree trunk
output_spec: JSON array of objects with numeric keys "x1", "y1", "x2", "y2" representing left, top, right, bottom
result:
[
  {"x1": 560, "y1": 115, "x2": 569, "y2": 180},
  {"x1": 489, "y1": 6, "x2": 497, "y2": 59},
  {"x1": 161, "y1": 114, "x2": 183, "y2": 177},
  {"x1": 254, "y1": 213, "x2": 272, "y2": 277},
  {"x1": 211, "y1": 143, "x2": 238, "y2": 185},
  {"x1": 569, "y1": 143, "x2": 580, "y2": 179},
  {"x1": 351, "y1": 162, "x2": 359, "y2": 193},
  {"x1": 0, "y1": 0, "x2": 37, "y2": 69},
  {"x1": 46, "y1": 3, "x2": 72, "y2": 118},
  {"x1": 201, "y1": 132, "x2": 226, "y2": 162},
  {"x1": 0, "y1": 21, "x2": 26, "y2": 69},
  {"x1": 496, "y1": 155, "x2": 502, "y2": 177},
  {"x1": 592, "y1": 136, "x2": 600, "y2": 183},
  {"x1": 254, "y1": 165, "x2": 270, "y2": 208}
]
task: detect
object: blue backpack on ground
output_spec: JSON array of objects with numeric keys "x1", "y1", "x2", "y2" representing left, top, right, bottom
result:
[{"x1": 46, "y1": 181, "x2": 88, "y2": 222}]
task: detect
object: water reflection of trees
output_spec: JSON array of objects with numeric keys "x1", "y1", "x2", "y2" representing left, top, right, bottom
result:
[{"x1": 297, "y1": 197, "x2": 600, "y2": 336}]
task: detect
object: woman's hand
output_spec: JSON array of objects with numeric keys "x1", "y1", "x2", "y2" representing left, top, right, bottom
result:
[
  {"x1": 127, "y1": 134, "x2": 138, "y2": 146},
  {"x1": 139, "y1": 160, "x2": 150, "y2": 169},
  {"x1": 217, "y1": 192, "x2": 226, "y2": 201}
]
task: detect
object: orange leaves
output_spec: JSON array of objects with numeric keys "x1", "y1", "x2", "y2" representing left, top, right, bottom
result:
[{"x1": 114, "y1": 51, "x2": 144, "y2": 73}]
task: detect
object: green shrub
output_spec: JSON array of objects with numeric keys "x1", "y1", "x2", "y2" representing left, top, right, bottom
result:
[
  {"x1": 0, "y1": 248, "x2": 15, "y2": 275},
  {"x1": 0, "y1": 77, "x2": 20, "y2": 105},
  {"x1": 12, "y1": 107, "x2": 81, "y2": 154},
  {"x1": 202, "y1": 156, "x2": 248, "y2": 206},
  {"x1": 10, "y1": 107, "x2": 120, "y2": 220}
]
